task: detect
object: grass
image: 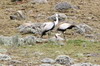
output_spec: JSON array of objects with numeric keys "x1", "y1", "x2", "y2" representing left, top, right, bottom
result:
[{"x1": 0, "y1": 39, "x2": 100, "y2": 65}]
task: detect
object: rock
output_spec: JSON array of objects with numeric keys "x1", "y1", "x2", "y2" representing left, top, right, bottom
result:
[
  {"x1": 0, "y1": 35, "x2": 14, "y2": 45},
  {"x1": 76, "y1": 23, "x2": 93, "y2": 34},
  {"x1": 55, "y1": 55, "x2": 74, "y2": 65},
  {"x1": 24, "y1": 36, "x2": 37, "y2": 45},
  {"x1": 0, "y1": 35, "x2": 48, "y2": 45},
  {"x1": 49, "y1": 33, "x2": 64, "y2": 41},
  {"x1": 36, "y1": 38, "x2": 48, "y2": 43},
  {"x1": 0, "y1": 54, "x2": 11, "y2": 61},
  {"x1": 10, "y1": 60, "x2": 22, "y2": 64},
  {"x1": 48, "y1": 34, "x2": 65, "y2": 46},
  {"x1": 47, "y1": 13, "x2": 67, "y2": 22},
  {"x1": 41, "y1": 58, "x2": 55, "y2": 64},
  {"x1": 17, "y1": 22, "x2": 43, "y2": 34},
  {"x1": 10, "y1": 10, "x2": 26, "y2": 20},
  {"x1": 39, "y1": 64, "x2": 52, "y2": 66},
  {"x1": 0, "y1": 35, "x2": 23, "y2": 46},
  {"x1": 71, "y1": 63, "x2": 100, "y2": 66},
  {"x1": 55, "y1": 2, "x2": 77, "y2": 12},
  {"x1": 31, "y1": 0, "x2": 48, "y2": 4},
  {"x1": 85, "y1": 34, "x2": 95, "y2": 38}
]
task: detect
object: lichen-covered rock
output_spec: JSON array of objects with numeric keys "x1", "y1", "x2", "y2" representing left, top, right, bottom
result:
[
  {"x1": 17, "y1": 22, "x2": 43, "y2": 34},
  {"x1": 76, "y1": 23, "x2": 93, "y2": 34},
  {"x1": 55, "y1": 2, "x2": 77, "y2": 12},
  {"x1": 0, "y1": 35, "x2": 13, "y2": 45},
  {"x1": 24, "y1": 36, "x2": 37, "y2": 45},
  {"x1": 0, "y1": 35, "x2": 48, "y2": 46},
  {"x1": 0, "y1": 35, "x2": 36, "y2": 46},
  {"x1": 55, "y1": 55, "x2": 74, "y2": 65},
  {"x1": 48, "y1": 13, "x2": 67, "y2": 22},
  {"x1": 41, "y1": 58, "x2": 55, "y2": 63},
  {"x1": 0, "y1": 54, "x2": 11, "y2": 61}
]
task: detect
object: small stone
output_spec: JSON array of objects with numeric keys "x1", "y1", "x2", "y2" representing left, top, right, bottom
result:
[
  {"x1": 41, "y1": 58, "x2": 55, "y2": 63},
  {"x1": 10, "y1": 60, "x2": 22, "y2": 64},
  {"x1": 55, "y1": 55, "x2": 74, "y2": 65}
]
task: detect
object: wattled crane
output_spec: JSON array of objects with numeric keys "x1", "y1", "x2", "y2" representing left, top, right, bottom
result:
[
  {"x1": 41, "y1": 13, "x2": 59, "y2": 38},
  {"x1": 57, "y1": 22, "x2": 76, "y2": 39}
]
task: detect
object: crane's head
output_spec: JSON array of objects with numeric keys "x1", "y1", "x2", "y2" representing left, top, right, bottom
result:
[{"x1": 55, "y1": 13, "x2": 59, "y2": 17}]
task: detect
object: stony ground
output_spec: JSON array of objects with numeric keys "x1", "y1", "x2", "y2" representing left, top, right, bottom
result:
[{"x1": 0, "y1": 0, "x2": 100, "y2": 66}]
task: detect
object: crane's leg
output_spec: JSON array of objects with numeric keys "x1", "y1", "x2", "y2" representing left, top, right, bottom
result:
[
  {"x1": 40, "y1": 31, "x2": 46, "y2": 38},
  {"x1": 62, "y1": 32, "x2": 67, "y2": 42},
  {"x1": 40, "y1": 34, "x2": 43, "y2": 38},
  {"x1": 47, "y1": 31, "x2": 52, "y2": 38}
]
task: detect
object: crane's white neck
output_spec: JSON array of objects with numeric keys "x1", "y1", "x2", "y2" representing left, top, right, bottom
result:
[{"x1": 54, "y1": 14, "x2": 59, "y2": 26}]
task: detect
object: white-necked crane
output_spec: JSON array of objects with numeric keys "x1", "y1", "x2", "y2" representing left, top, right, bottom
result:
[
  {"x1": 41, "y1": 13, "x2": 59, "y2": 38},
  {"x1": 57, "y1": 22, "x2": 76, "y2": 39}
]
